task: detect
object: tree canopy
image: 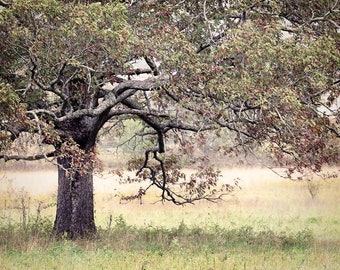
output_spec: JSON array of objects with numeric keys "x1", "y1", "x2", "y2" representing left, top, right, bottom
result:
[{"x1": 0, "y1": 0, "x2": 339, "y2": 237}]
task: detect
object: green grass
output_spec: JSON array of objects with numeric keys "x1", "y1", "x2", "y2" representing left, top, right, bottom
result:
[
  {"x1": 0, "y1": 169, "x2": 339, "y2": 269},
  {"x1": 2, "y1": 245, "x2": 335, "y2": 270},
  {"x1": 0, "y1": 215, "x2": 339, "y2": 270}
]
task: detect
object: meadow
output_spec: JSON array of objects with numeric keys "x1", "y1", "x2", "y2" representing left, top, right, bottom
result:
[{"x1": 0, "y1": 167, "x2": 339, "y2": 269}]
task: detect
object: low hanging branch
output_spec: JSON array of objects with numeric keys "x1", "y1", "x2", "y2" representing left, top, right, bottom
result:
[{"x1": 121, "y1": 146, "x2": 240, "y2": 205}]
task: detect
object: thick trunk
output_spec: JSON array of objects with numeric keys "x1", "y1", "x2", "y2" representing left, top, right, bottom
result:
[
  {"x1": 54, "y1": 157, "x2": 96, "y2": 238},
  {"x1": 53, "y1": 113, "x2": 110, "y2": 238}
]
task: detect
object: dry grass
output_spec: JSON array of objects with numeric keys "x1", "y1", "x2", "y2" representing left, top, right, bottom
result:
[
  {"x1": 1, "y1": 167, "x2": 339, "y2": 231},
  {"x1": 0, "y1": 166, "x2": 339, "y2": 269}
]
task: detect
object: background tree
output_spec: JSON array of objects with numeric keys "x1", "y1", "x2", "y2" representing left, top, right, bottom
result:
[{"x1": 0, "y1": 0, "x2": 339, "y2": 238}]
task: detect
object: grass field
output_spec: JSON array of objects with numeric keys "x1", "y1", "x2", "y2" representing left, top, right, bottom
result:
[{"x1": 0, "y1": 167, "x2": 339, "y2": 269}]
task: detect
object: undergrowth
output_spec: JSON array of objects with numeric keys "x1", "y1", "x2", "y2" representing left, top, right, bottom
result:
[{"x1": 0, "y1": 214, "x2": 313, "y2": 254}]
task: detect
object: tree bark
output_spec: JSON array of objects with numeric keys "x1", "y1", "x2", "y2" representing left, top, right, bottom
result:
[
  {"x1": 52, "y1": 113, "x2": 109, "y2": 238},
  {"x1": 54, "y1": 156, "x2": 96, "y2": 239}
]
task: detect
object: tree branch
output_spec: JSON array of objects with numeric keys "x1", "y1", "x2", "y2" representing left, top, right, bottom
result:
[
  {"x1": 196, "y1": 32, "x2": 226, "y2": 53},
  {"x1": 107, "y1": 108, "x2": 169, "y2": 119},
  {"x1": 121, "y1": 98, "x2": 166, "y2": 153},
  {"x1": 144, "y1": 56, "x2": 159, "y2": 76},
  {"x1": 30, "y1": 57, "x2": 69, "y2": 101},
  {"x1": 113, "y1": 75, "x2": 169, "y2": 96},
  {"x1": 0, "y1": 0, "x2": 9, "y2": 8},
  {"x1": 0, "y1": 151, "x2": 55, "y2": 162},
  {"x1": 55, "y1": 75, "x2": 169, "y2": 122},
  {"x1": 27, "y1": 109, "x2": 58, "y2": 119}
]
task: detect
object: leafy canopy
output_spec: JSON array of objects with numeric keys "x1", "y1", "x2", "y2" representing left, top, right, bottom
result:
[{"x1": 0, "y1": 0, "x2": 339, "y2": 202}]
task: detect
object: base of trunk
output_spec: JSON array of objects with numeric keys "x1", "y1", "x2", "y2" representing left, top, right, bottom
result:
[{"x1": 54, "y1": 157, "x2": 96, "y2": 239}]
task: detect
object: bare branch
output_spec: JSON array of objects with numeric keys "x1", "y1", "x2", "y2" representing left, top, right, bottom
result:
[
  {"x1": 47, "y1": 75, "x2": 169, "y2": 123},
  {"x1": 0, "y1": 0, "x2": 10, "y2": 8},
  {"x1": 56, "y1": 88, "x2": 137, "y2": 122},
  {"x1": 121, "y1": 98, "x2": 166, "y2": 153},
  {"x1": 27, "y1": 109, "x2": 57, "y2": 119},
  {"x1": 162, "y1": 88, "x2": 256, "y2": 138},
  {"x1": 125, "y1": 68, "x2": 153, "y2": 76},
  {"x1": 333, "y1": 79, "x2": 340, "y2": 85},
  {"x1": 108, "y1": 108, "x2": 169, "y2": 118},
  {"x1": 1, "y1": 151, "x2": 55, "y2": 162},
  {"x1": 30, "y1": 57, "x2": 69, "y2": 101},
  {"x1": 144, "y1": 56, "x2": 159, "y2": 76},
  {"x1": 113, "y1": 75, "x2": 169, "y2": 96},
  {"x1": 196, "y1": 32, "x2": 226, "y2": 53}
]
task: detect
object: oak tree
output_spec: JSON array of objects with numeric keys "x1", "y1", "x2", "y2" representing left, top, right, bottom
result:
[{"x1": 0, "y1": 0, "x2": 339, "y2": 238}]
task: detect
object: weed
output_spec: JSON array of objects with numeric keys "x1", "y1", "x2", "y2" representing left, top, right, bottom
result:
[
  {"x1": 306, "y1": 178, "x2": 320, "y2": 199},
  {"x1": 114, "y1": 214, "x2": 128, "y2": 229}
]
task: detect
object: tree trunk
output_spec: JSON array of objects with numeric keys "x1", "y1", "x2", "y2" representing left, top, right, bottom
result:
[
  {"x1": 54, "y1": 157, "x2": 96, "y2": 239},
  {"x1": 53, "y1": 113, "x2": 110, "y2": 238}
]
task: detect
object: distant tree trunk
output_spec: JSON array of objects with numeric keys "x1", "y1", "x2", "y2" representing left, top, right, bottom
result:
[{"x1": 54, "y1": 156, "x2": 96, "y2": 238}]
